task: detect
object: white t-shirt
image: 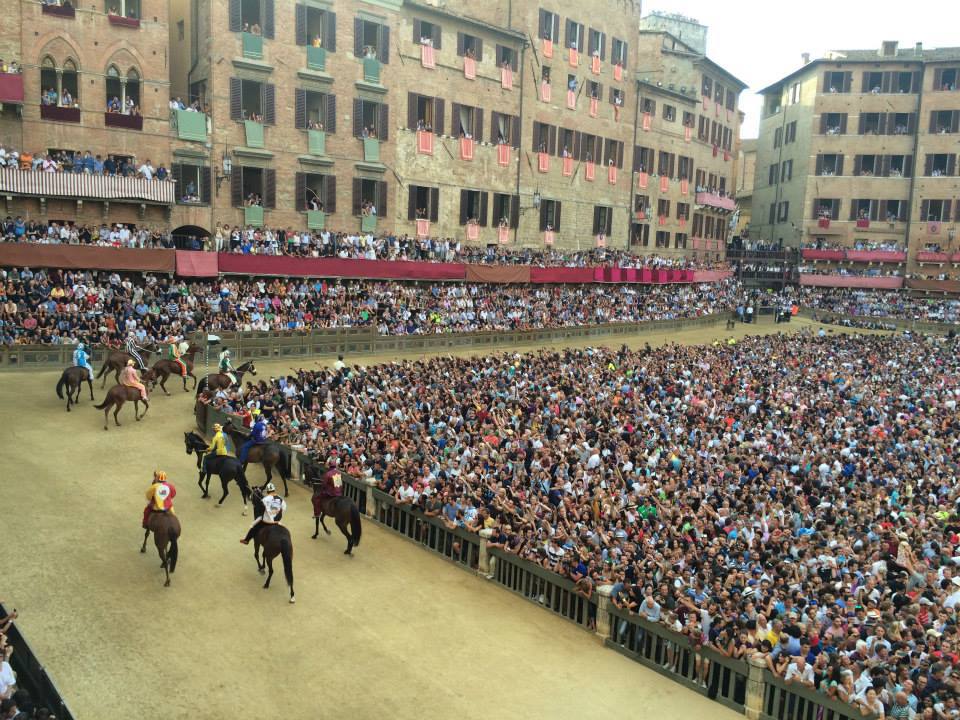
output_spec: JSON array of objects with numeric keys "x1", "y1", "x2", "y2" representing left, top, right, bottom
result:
[
  {"x1": 0, "y1": 661, "x2": 16, "y2": 696},
  {"x1": 261, "y1": 494, "x2": 286, "y2": 522},
  {"x1": 785, "y1": 662, "x2": 813, "y2": 685}
]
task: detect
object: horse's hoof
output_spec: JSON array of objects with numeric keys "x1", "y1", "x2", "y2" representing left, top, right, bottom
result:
[
  {"x1": 344, "y1": 549, "x2": 352, "y2": 555},
  {"x1": 289, "y1": 596, "x2": 296, "y2": 604},
  {"x1": 201, "y1": 494, "x2": 209, "y2": 499},
  {"x1": 262, "y1": 583, "x2": 269, "y2": 589},
  {"x1": 242, "y1": 510, "x2": 247, "y2": 517},
  {"x1": 214, "y1": 504, "x2": 221, "y2": 509},
  {"x1": 258, "y1": 569, "x2": 265, "y2": 575},
  {"x1": 140, "y1": 547, "x2": 146, "y2": 553},
  {"x1": 325, "y1": 529, "x2": 332, "y2": 536},
  {"x1": 164, "y1": 580, "x2": 171, "y2": 587}
]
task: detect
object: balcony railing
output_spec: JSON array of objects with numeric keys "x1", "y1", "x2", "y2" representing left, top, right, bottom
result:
[
  {"x1": 306, "y1": 47, "x2": 326, "y2": 71},
  {"x1": 242, "y1": 32, "x2": 263, "y2": 60},
  {"x1": 801, "y1": 248, "x2": 906, "y2": 263},
  {"x1": 916, "y1": 251, "x2": 951, "y2": 263},
  {"x1": 41, "y1": 4, "x2": 75, "y2": 18},
  {"x1": 104, "y1": 112, "x2": 143, "y2": 130},
  {"x1": 170, "y1": 109, "x2": 207, "y2": 142},
  {"x1": 0, "y1": 168, "x2": 174, "y2": 204},
  {"x1": 244, "y1": 205, "x2": 264, "y2": 227},
  {"x1": 0, "y1": 73, "x2": 24, "y2": 104},
  {"x1": 799, "y1": 273, "x2": 903, "y2": 289},
  {"x1": 39, "y1": 105, "x2": 80, "y2": 123},
  {"x1": 107, "y1": 14, "x2": 140, "y2": 28},
  {"x1": 695, "y1": 191, "x2": 736, "y2": 212}
]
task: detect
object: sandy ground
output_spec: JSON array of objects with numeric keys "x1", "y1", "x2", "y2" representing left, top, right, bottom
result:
[{"x1": 0, "y1": 317, "x2": 867, "y2": 720}]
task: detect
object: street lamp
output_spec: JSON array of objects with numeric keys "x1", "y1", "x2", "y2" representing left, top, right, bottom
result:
[{"x1": 215, "y1": 153, "x2": 232, "y2": 194}]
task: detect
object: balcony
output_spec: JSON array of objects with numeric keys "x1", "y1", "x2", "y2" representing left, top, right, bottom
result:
[
  {"x1": 107, "y1": 14, "x2": 140, "y2": 29},
  {"x1": 307, "y1": 210, "x2": 325, "y2": 230},
  {"x1": 171, "y1": 109, "x2": 207, "y2": 142},
  {"x1": 361, "y1": 214, "x2": 377, "y2": 233},
  {"x1": 41, "y1": 4, "x2": 75, "y2": 18},
  {"x1": 308, "y1": 129, "x2": 326, "y2": 156},
  {"x1": 0, "y1": 169, "x2": 175, "y2": 204},
  {"x1": 799, "y1": 273, "x2": 903, "y2": 289},
  {"x1": 907, "y1": 278, "x2": 960, "y2": 293},
  {"x1": 845, "y1": 250, "x2": 906, "y2": 262},
  {"x1": 0, "y1": 74, "x2": 24, "y2": 104},
  {"x1": 244, "y1": 205, "x2": 264, "y2": 227},
  {"x1": 40, "y1": 105, "x2": 80, "y2": 123},
  {"x1": 244, "y1": 120, "x2": 264, "y2": 148},
  {"x1": 362, "y1": 57, "x2": 381, "y2": 84},
  {"x1": 242, "y1": 32, "x2": 263, "y2": 60},
  {"x1": 362, "y1": 138, "x2": 380, "y2": 162},
  {"x1": 916, "y1": 251, "x2": 951, "y2": 264},
  {"x1": 104, "y1": 112, "x2": 143, "y2": 131},
  {"x1": 695, "y1": 192, "x2": 736, "y2": 212},
  {"x1": 306, "y1": 47, "x2": 326, "y2": 71},
  {"x1": 801, "y1": 248, "x2": 844, "y2": 261}
]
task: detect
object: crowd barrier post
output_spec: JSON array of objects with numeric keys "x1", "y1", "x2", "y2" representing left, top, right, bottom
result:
[
  {"x1": 477, "y1": 528, "x2": 493, "y2": 575},
  {"x1": 594, "y1": 584, "x2": 615, "y2": 638},
  {"x1": 745, "y1": 656, "x2": 766, "y2": 720}
]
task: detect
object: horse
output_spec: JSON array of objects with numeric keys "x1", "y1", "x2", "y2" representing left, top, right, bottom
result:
[
  {"x1": 56, "y1": 366, "x2": 94, "y2": 411},
  {"x1": 151, "y1": 345, "x2": 202, "y2": 394},
  {"x1": 249, "y1": 486, "x2": 295, "y2": 603},
  {"x1": 183, "y1": 431, "x2": 250, "y2": 513},
  {"x1": 94, "y1": 384, "x2": 149, "y2": 430},
  {"x1": 140, "y1": 511, "x2": 181, "y2": 587},
  {"x1": 222, "y1": 420, "x2": 291, "y2": 496},
  {"x1": 97, "y1": 346, "x2": 155, "y2": 388},
  {"x1": 196, "y1": 360, "x2": 257, "y2": 397},
  {"x1": 305, "y1": 464, "x2": 362, "y2": 555}
]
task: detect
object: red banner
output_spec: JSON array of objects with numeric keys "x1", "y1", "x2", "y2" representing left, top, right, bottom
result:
[
  {"x1": 608, "y1": 165, "x2": 617, "y2": 185},
  {"x1": 642, "y1": 112, "x2": 651, "y2": 131},
  {"x1": 800, "y1": 274, "x2": 904, "y2": 289},
  {"x1": 465, "y1": 265, "x2": 530, "y2": 283},
  {"x1": 591, "y1": 55, "x2": 601, "y2": 74},
  {"x1": 679, "y1": 217, "x2": 686, "y2": 228},
  {"x1": 501, "y1": 66, "x2": 513, "y2": 90},
  {"x1": 585, "y1": 161, "x2": 595, "y2": 181},
  {"x1": 817, "y1": 218, "x2": 831, "y2": 229},
  {"x1": 538, "y1": 152, "x2": 550, "y2": 172},
  {"x1": 466, "y1": 223, "x2": 480, "y2": 241},
  {"x1": 530, "y1": 267, "x2": 594, "y2": 283},
  {"x1": 614, "y1": 64, "x2": 623, "y2": 82},
  {"x1": 416, "y1": 130, "x2": 434, "y2": 155},
  {"x1": 684, "y1": 126, "x2": 692, "y2": 142},
  {"x1": 589, "y1": 97, "x2": 598, "y2": 117},
  {"x1": 543, "y1": 39, "x2": 553, "y2": 58},
  {"x1": 0, "y1": 244, "x2": 175, "y2": 272},
  {"x1": 498, "y1": 226, "x2": 510, "y2": 244},
  {"x1": 217, "y1": 254, "x2": 466, "y2": 280},
  {"x1": 562, "y1": 156, "x2": 574, "y2": 177},
  {"x1": 567, "y1": 90, "x2": 576, "y2": 109},
  {"x1": 416, "y1": 219, "x2": 430, "y2": 238},
  {"x1": 421, "y1": 45, "x2": 435, "y2": 69},
  {"x1": 464, "y1": 57, "x2": 476, "y2": 79},
  {"x1": 680, "y1": 179, "x2": 689, "y2": 195},
  {"x1": 541, "y1": 81, "x2": 551, "y2": 103},
  {"x1": 638, "y1": 171, "x2": 648, "y2": 189},
  {"x1": 497, "y1": 144, "x2": 511, "y2": 167},
  {"x1": 544, "y1": 231, "x2": 555, "y2": 245},
  {"x1": 175, "y1": 250, "x2": 218, "y2": 277},
  {"x1": 569, "y1": 48, "x2": 579, "y2": 67},
  {"x1": 702, "y1": 96, "x2": 709, "y2": 110},
  {"x1": 460, "y1": 137, "x2": 474, "y2": 161},
  {"x1": 660, "y1": 175, "x2": 669, "y2": 192}
]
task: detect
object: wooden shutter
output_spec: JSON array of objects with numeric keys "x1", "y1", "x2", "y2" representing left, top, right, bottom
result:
[
  {"x1": 262, "y1": 84, "x2": 275, "y2": 125},
  {"x1": 953, "y1": 112, "x2": 960, "y2": 133},
  {"x1": 904, "y1": 155, "x2": 913, "y2": 177},
  {"x1": 379, "y1": 26, "x2": 390, "y2": 64},
  {"x1": 475, "y1": 38, "x2": 483, "y2": 61},
  {"x1": 860, "y1": 72, "x2": 869, "y2": 93},
  {"x1": 531, "y1": 122, "x2": 540, "y2": 152},
  {"x1": 552, "y1": 16, "x2": 560, "y2": 44},
  {"x1": 431, "y1": 25, "x2": 441, "y2": 50},
  {"x1": 429, "y1": 188, "x2": 439, "y2": 222},
  {"x1": 853, "y1": 155, "x2": 862, "y2": 175},
  {"x1": 451, "y1": 102, "x2": 461, "y2": 135},
  {"x1": 407, "y1": 185, "x2": 417, "y2": 220},
  {"x1": 434, "y1": 98, "x2": 445, "y2": 135},
  {"x1": 325, "y1": 94, "x2": 336, "y2": 133},
  {"x1": 295, "y1": 4, "x2": 307, "y2": 45},
  {"x1": 412, "y1": 19, "x2": 422, "y2": 45},
  {"x1": 565, "y1": 20, "x2": 574, "y2": 49},
  {"x1": 836, "y1": 154, "x2": 844, "y2": 176},
  {"x1": 324, "y1": 176, "x2": 336, "y2": 214},
  {"x1": 264, "y1": 169, "x2": 276, "y2": 208},
  {"x1": 378, "y1": 103, "x2": 389, "y2": 141},
  {"x1": 924, "y1": 154, "x2": 934, "y2": 176},
  {"x1": 822, "y1": 72, "x2": 831, "y2": 92},
  {"x1": 295, "y1": 88, "x2": 306, "y2": 129},
  {"x1": 946, "y1": 201, "x2": 954, "y2": 222},
  {"x1": 354, "y1": 18, "x2": 363, "y2": 57},
  {"x1": 459, "y1": 190, "x2": 468, "y2": 225},
  {"x1": 539, "y1": 200, "x2": 548, "y2": 230},
  {"x1": 538, "y1": 10, "x2": 547, "y2": 39},
  {"x1": 588, "y1": 28, "x2": 597, "y2": 56},
  {"x1": 920, "y1": 200, "x2": 929, "y2": 220},
  {"x1": 478, "y1": 192, "x2": 488, "y2": 226},
  {"x1": 457, "y1": 32, "x2": 464, "y2": 56},
  {"x1": 295, "y1": 172, "x2": 306, "y2": 211},
  {"x1": 843, "y1": 72, "x2": 852, "y2": 92},
  {"x1": 948, "y1": 154, "x2": 956, "y2": 176},
  {"x1": 840, "y1": 115, "x2": 848, "y2": 134},
  {"x1": 262, "y1": 0, "x2": 274, "y2": 38},
  {"x1": 930, "y1": 112, "x2": 938, "y2": 133},
  {"x1": 547, "y1": 125, "x2": 557, "y2": 155},
  {"x1": 228, "y1": 0, "x2": 241, "y2": 32},
  {"x1": 171, "y1": 163, "x2": 183, "y2": 189},
  {"x1": 231, "y1": 169, "x2": 242, "y2": 207},
  {"x1": 905, "y1": 113, "x2": 914, "y2": 134},
  {"x1": 912, "y1": 71, "x2": 921, "y2": 93},
  {"x1": 474, "y1": 108, "x2": 483, "y2": 145},
  {"x1": 324, "y1": 11, "x2": 336, "y2": 52},
  {"x1": 352, "y1": 178, "x2": 362, "y2": 215},
  {"x1": 489, "y1": 111, "x2": 499, "y2": 144},
  {"x1": 353, "y1": 99, "x2": 363, "y2": 138},
  {"x1": 592, "y1": 206, "x2": 601, "y2": 234},
  {"x1": 554, "y1": 201, "x2": 562, "y2": 232},
  {"x1": 376, "y1": 180, "x2": 387, "y2": 216},
  {"x1": 511, "y1": 115, "x2": 520, "y2": 148},
  {"x1": 201, "y1": 166, "x2": 211, "y2": 204},
  {"x1": 880, "y1": 155, "x2": 891, "y2": 177},
  {"x1": 408, "y1": 92, "x2": 418, "y2": 130},
  {"x1": 510, "y1": 195, "x2": 519, "y2": 228},
  {"x1": 229, "y1": 78, "x2": 242, "y2": 120}
]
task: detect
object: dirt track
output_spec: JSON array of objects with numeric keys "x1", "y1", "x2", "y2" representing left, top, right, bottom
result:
[{"x1": 0, "y1": 318, "x2": 853, "y2": 719}]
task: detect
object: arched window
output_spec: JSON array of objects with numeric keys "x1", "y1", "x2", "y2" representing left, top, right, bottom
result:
[
  {"x1": 39, "y1": 57, "x2": 79, "y2": 107},
  {"x1": 105, "y1": 0, "x2": 140, "y2": 19},
  {"x1": 126, "y1": 68, "x2": 140, "y2": 111},
  {"x1": 105, "y1": 64, "x2": 141, "y2": 114},
  {"x1": 40, "y1": 57, "x2": 58, "y2": 105},
  {"x1": 61, "y1": 59, "x2": 79, "y2": 105}
]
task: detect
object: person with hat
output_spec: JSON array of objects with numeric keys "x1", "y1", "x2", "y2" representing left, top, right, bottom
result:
[
  {"x1": 240, "y1": 482, "x2": 285, "y2": 544},
  {"x1": 142, "y1": 470, "x2": 176, "y2": 529},
  {"x1": 238, "y1": 408, "x2": 269, "y2": 465},
  {"x1": 119, "y1": 358, "x2": 148, "y2": 401},
  {"x1": 124, "y1": 331, "x2": 146, "y2": 370},
  {"x1": 202, "y1": 422, "x2": 233, "y2": 476},
  {"x1": 218, "y1": 348, "x2": 236, "y2": 387},
  {"x1": 73, "y1": 341, "x2": 93, "y2": 380},
  {"x1": 312, "y1": 456, "x2": 343, "y2": 515},
  {"x1": 166, "y1": 335, "x2": 187, "y2": 378}
]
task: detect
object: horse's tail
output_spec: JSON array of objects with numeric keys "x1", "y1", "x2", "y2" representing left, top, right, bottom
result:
[
  {"x1": 167, "y1": 530, "x2": 180, "y2": 574},
  {"x1": 277, "y1": 446, "x2": 292, "y2": 481},
  {"x1": 96, "y1": 361, "x2": 109, "y2": 379},
  {"x1": 94, "y1": 397, "x2": 111, "y2": 409},
  {"x1": 56, "y1": 371, "x2": 67, "y2": 399},
  {"x1": 350, "y1": 502, "x2": 362, "y2": 547},
  {"x1": 280, "y1": 536, "x2": 294, "y2": 588}
]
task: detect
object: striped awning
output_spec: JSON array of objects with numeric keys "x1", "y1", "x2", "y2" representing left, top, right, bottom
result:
[{"x1": 0, "y1": 169, "x2": 174, "y2": 204}]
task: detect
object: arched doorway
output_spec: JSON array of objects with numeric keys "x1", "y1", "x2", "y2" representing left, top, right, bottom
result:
[{"x1": 171, "y1": 225, "x2": 211, "y2": 250}]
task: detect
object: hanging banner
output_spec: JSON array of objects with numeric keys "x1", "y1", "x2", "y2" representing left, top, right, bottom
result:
[
  {"x1": 642, "y1": 112, "x2": 651, "y2": 131},
  {"x1": 416, "y1": 219, "x2": 430, "y2": 238},
  {"x1": 569, "y1": 48, "x2": 579, "y2": 67},
  {"x1": 416, "y1": 130, "x2": 434, "y2": 155},
  {"x1": 497, "y1": 144, "x2": 511, "y2": 167},
  {"x1": 660, "y1": 175, "x2": 669, "y2": 192},
  {"x1": 562, "y1": 156, "x2": 574, "y2": 176},
  {"x1": 638, "y1": 171, "x2": 648, "y2": 189},
  {"x1": 590, "y1": 97, "x2": 599, "y2": 117},
  {"x1": 498, "y1": 226, "x2": 510, "y2": 244},
  {"x1": 680, "y1": 179, "x2": 689, "y2": 195},
  {"x1": 466, "y1": 222, "x2": 480, "y2": 241},
  {"x1": 684, "y1": 126, "x2": 692, "y2": 143},
  {"x1": 543, "y1": 39, "x2": 553, "y2": 58},
  {"x1": 596, "y1": 233, "x2": 606, "y2": 247},
  {"x1": 544, "y1": 230, "x2": 555, "y2": 245},
  {"x1": 501, "y1": 67, "x2": 513, "y2": 90},
  {"x1": 608, "y1": 165, "x2": 617, "y2": 185},
  {"x1": 585, "y1": 161, "x2": 596, "y2": 181},
  {"x1": 567, "y1": 90, "x2": 576, "y2": 109},
  {"x1": 421, "y1": 45, "x2": 435, "y2": 69},
  {"x1": 614, "y1": 64, "x2": 623, "y2": 81},
  {"x1": 464, "y1": 57, "x2": 476, "y2": 79},
  {"x1": 460, "y1": 137, "x2": 475, "y2": 161},
  {"x1": 541, "y1": 81, "x2": 552, "y2": 103},
  {"x1": 538, "y1": 152, "x2": 550, "y2": 172},
  {"x1": 591, "y1": 55, "x2": 601, "y2": 74}
]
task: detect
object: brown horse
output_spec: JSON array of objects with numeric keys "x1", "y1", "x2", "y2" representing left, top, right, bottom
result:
[
  {"x1": 306, "y1": 467, "x2": 362, "y2": 555},
  {"x1": 250, "y1": 487, "x2": 295, "y2": 603},
  {"x1": 56, "y1": 366, "x2": 94, "y2": 411},
  {"x1": 140, "y1": 511, "x2": 181, "y2": 587},
  {"x1": 151, "y1": 347, "x2": 201, "y2": 394},
  {"x1": 223, "y1": 420, "x2": 291, "y2": 495},
  {"x1": 94, "y1": 384, "x2": 150, "y2": 430},
  {"x1": 97, "y1": 346, "x2": 155, "y2": 388},
  {"x1": 196, "y1": 360, "x2": 257, "y2": 397}
]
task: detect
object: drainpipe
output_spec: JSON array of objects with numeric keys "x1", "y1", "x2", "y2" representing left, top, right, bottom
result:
[
  {"x1": 904, "y1": 70, "x2": 924, "y2": 253},
  {"x1": 513, "y1": 39, "x2": 526, "y2": 244},
  {"x1": 627, "y1": 78, "x2": 641, "y2": 249}
]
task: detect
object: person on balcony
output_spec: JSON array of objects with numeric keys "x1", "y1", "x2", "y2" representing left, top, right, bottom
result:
[
  {"x1": 137, "y1": 159, "x2": 154, "y2": 181},
  {"x1": 312, "y1": 35, "x2": 322, "y2": 48},
  {"x1": 107, "y1": 96, "x2": 121, "y2": 113},
  {"x1": 60, "y1": 89, "x2": 73, "y2": 107}
]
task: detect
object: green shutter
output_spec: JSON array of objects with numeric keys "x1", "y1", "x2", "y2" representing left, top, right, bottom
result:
[
  {"x1": 244, "y1": 120, "x2": 265, "y2": 148},
  {"x1": 308, "y1": 129, "x2": 326, "y2": 155},
  {"x1": 363, "y1": 57, "x2": 381, "y2": 83},
  {"x1": 363, "y1": 138, "x2": 380, "y2": 162},
  {"x1": 242, "y1": 32, "x2": 263, "y2": 59},
  {"x1": 360, "y1": 214, "x2": 377, "y2": 232},
  {"x1": 244, "y1": 205, "x2": 264, "y2": 227},
  {"x1": 175, "y1": 109, "x2": 207, "y2": 142},
  {"x1": 307, "y1": 210, "x2": 326, "y2": 230},
  {"x1": 307, "y1": 46, "x2": 326, "y2": 71}
]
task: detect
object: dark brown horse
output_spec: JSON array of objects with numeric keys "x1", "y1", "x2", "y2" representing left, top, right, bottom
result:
[
  {"x1": 250, "y1": 487, "x2": 295, "y2": 603},
  {"x1": 56, "y1": 366, "x2": 94, "y2": 411},
  {"x1": 223, "y1": 420, "x2": 291, "y2": 495},
  {"x1": 97, "y1": 346, "x2": 156, "y2": 388},
  {"x1": 306, "y1": 467, "x2": 362, "y2": 555},
  {"x1": 196, "y1": 360, "x2": 257, "y2": 397},
  {"x1": 151, "y1": 346, "x2": 202, "y2": 394},
  {"x1": 140, "y1": 511, "x2": 181, "y2": 587},
  {"x1": 94, "y1": 384, "x2": 150, "y2": 430},
  {"x1": 183, "y1": 431, "x2": 251, "y2": 513}
]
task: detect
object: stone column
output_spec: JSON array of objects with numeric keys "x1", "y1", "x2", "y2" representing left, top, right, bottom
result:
[
  {"x1": 595, "y1": 584, "x2": 615, "y2": 639},
  {"x1": 478, "y1": 528, "x2": 493, "y2": 575},
  {"x1": 363, "y1": 477, "x2": 378, "y2": 518},
  {"x1": 744, "y1": 655, "x2": 767, "y2": 720}
]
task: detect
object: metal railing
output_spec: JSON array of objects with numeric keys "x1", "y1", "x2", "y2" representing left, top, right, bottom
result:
[{"x1": 762, "y1": 670, "x2": 868, "y2": 720}]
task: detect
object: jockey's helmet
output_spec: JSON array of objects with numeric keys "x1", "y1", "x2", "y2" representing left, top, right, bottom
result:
[
  {"x1": 127, "y1": 359, "x2": 135, "y2": 366},
  {"x1": 213, "y1": 423, "x2": 222, "y2": 431},
  {"x1": 265, "y1": 483, "x2": 276, "y2": 493},
  {"x1": 224, "y1": 349, "x2": 231, "y2": 357},
  {"x1": 154, "y1": 470, "x2": 167, "y2": 482}
]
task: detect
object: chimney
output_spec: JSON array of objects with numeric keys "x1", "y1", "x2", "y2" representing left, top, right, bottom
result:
[
  {"x1": 801, "y1": 52, "x2": 810, "y2": 65},
  {"x1": 881, "y1": 40, "x2": 898, "y2": 57},
  {"x1": 915, "y1": 42, "x2": 923, "y2": 56}
]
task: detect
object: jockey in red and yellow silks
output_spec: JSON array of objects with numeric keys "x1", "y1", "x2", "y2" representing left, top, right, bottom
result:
[{"x1": 142, "y1": 471, "x2": 176, "y2": 529}]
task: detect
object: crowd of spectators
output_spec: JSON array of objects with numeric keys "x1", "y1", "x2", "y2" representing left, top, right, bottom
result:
[
  {"x1": 797, "y1": 288, "x2": 960, "y2": 324},
  {"x1": 0, "y1": 59, "x2": 22, "y2": 74},
  {"x1": 0, "y1": 267, "x2": 739, "y2": 346},
  {"x1": 0, "y1": 145, "x2": 169, "y2": 180},
  {"x1": 0, "y1": 609, "x2": 56, "y2": 719},
  {"x1": 0, "y1": 219, "x2": 171, "y2": 248},
  {"x1": 210, "y1": 330, "x2": 960, "y2": 719}
]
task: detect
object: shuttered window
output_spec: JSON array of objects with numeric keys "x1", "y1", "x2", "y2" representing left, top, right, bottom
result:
[
  {"x1": 295, "y1": 5, "x2": 336, "y2": 49},
  {"x1": 354, "y1": 17, "x2": 390, "y2": 63}
]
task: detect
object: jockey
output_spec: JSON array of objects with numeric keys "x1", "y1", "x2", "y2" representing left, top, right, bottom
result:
[
  {"x1": 142, "y1": 471, "x2": 176, "y2": 529},
  {"x1": 166, "y1": 335, "x2": 187, "y2": 378},
  {"x1": 238, "y1": 408, "x2": 269, "y2": 464},
  {"x1": 240, "y1": 482, "x2": 286, "y2": 544},
  {"x1": 120, "y1": 359, "x2": 148, "y2": 401},
  {"x1": 311, "y1": 457, "x2": 343, "y2": 517},
  {"x1": 73, "y1": 342, "x2": 93, "y2": 380},
  {"x1": 218, "y1": 348, "x2": 237, "y2": 387},
  {"x1": 202, "y1": 422, "x2": 234, "y2": 475},
  {"x1": 125, "y1": 332, "x2": 146, "y2": 370}
]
